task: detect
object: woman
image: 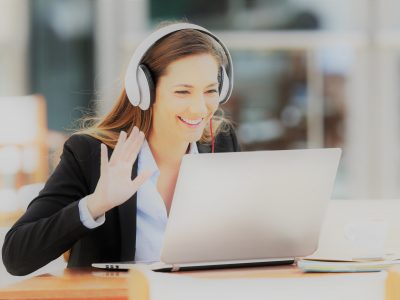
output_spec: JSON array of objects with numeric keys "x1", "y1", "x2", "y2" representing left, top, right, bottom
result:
[{"x1": 2, "y1": 22, "x2": 240, "y2": 276}]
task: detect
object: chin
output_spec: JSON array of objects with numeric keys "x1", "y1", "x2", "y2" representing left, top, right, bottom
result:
[{"x1": 181, "y1": 129, "x2": 204, "y2": 143}]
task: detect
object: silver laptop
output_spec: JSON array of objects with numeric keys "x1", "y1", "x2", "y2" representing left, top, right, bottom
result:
[{"x1": 93, "y1": 148, "x2": 341, "y2": 272}]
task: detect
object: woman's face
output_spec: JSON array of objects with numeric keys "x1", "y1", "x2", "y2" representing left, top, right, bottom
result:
[{"x1": 151, "y1": 54, "x2": 220, "y2": 144}]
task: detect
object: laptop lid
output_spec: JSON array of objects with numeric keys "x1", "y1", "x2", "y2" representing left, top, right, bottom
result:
[{"x1": 160, "y1": 148, "x2": 341, "y2": 265}]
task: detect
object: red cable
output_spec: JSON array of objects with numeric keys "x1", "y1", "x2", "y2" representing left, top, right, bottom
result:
[{"x1": 210, "y1": 119, "x2": 214, "y2": 153}]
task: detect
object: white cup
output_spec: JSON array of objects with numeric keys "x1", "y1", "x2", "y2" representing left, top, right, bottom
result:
[{"x1": 344, "y1": 220, "x2": 388, "y2": 260}]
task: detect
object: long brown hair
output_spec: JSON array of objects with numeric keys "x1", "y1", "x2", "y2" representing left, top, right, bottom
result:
[{"x1": 77, "y1": 23, "x2": 231, "y2": 149}]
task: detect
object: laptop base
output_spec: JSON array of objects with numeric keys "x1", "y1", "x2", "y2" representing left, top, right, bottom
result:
[
  {"x1": 153, "y1": 258, "x2": 295, "y2": 272},
  {"x1": 92, "y1": 258, "x2": 295, "y2": 272}
]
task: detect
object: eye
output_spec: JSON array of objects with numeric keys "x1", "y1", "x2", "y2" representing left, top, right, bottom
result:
[
  {"x1": 206, "y1": 89, "x2": 218, "y2": 94},
  {"x1": 175, "y1": 90, "x2": 190, "y2": 94}
]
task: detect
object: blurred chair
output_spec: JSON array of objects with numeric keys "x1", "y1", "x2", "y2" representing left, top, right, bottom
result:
[
  {"x1": 0, "y1": 95, "x2": 70, "y2": 264},
  {"x1": 0, "y1": 94, "x2": 49, "y2": 190},
  {"x1": 0, "y1": 94, "x2": 49, "y2": 223}
]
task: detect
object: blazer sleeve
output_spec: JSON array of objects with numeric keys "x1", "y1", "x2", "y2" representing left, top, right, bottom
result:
[{"x1": 2, "y1": 134, "x2": 98, "y2": 276}]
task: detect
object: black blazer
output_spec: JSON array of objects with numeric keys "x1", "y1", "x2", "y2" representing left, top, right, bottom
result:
[{"x1": 2, "y1": 127, "x2": 240, "y2": 276}]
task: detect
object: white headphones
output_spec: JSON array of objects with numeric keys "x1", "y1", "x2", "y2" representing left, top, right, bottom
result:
[{"x1": 124, "y1": 23, "x2": 234, "y2": 110}]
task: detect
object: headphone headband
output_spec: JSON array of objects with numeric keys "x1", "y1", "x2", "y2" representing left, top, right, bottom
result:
[{"x1": 125, "y1": 23, "x2": 234, "y2": 110}]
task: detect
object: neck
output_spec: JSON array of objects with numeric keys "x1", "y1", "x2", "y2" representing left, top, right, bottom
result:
[{"x1": 148, "y1": 129, "x2": 190, "y2": 168}]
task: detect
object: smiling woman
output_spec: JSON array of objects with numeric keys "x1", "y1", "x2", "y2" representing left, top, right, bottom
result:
[{"x1": 2, "y1": 22, "x2": 240, "y2": 276}]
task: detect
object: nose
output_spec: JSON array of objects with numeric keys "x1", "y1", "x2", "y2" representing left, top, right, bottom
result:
[{"x1": 188, "y1": 92, "x2": 208, "y2": 116}]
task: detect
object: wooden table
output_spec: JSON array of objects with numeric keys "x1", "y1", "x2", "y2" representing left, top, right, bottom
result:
[
  {"x1": 0, "y1": 264, "x2": 393, "y2": 300},
  {"x1": 0, "y1": 268, "x2": 130, "y2": 300}
]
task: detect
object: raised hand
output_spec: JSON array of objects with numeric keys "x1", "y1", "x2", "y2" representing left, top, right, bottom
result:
[{"x1": 87, "y1": 127, "x2": 152, "y2": 219}]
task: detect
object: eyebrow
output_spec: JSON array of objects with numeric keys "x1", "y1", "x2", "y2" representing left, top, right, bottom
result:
[{"x1": 173, "y1": 82, "x2": 219, "y2": 88}]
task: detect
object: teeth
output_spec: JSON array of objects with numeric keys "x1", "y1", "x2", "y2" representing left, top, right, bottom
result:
[{"x1": 179, "y1": 116, "x2": 202, "y2": 125}]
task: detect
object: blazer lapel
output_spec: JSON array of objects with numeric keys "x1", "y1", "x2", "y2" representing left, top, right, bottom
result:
[{"x1": 118, "y1": 159, "x2": 139, "y2": 261}]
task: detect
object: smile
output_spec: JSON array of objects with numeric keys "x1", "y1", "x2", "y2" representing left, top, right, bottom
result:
[{"x1": 178, "y1": 116, "x2": 203, "y2": 127}]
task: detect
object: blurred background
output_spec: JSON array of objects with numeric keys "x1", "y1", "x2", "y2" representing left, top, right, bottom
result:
[{"x1": 1, "y1": 0, "x2": 400, "y2": 216}]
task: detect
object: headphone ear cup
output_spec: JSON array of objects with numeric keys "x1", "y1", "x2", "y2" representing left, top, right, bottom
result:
[
  {"x1": 219, "y1": 66, "x2": 230, "y2": 104},
  {"x1": 137, "y1": 64, "x2": 155, "y2": 110}
]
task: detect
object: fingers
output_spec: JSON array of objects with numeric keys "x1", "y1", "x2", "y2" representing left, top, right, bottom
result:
[
  {"x1": 130, "y1": 169, "x2": 154, "y2": 192},
  {"x1": 100, "y1": 143, "x2": 109, "y2": 175},
  {"x1": 121, "y1": 127, "x2": 139, "y2": 161},
  {"x1": 110, "y1": 127, "x2": 145, "y2": 166},
  {"x1": 109, "y1": 131, "x2": 127, "y2": 164},
  {"x1": 127, "y1": 130, "x2": 145, "y2": 166},
  {"x1": 120, "y1": 127, "x2": 145, "y2": 165}
]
